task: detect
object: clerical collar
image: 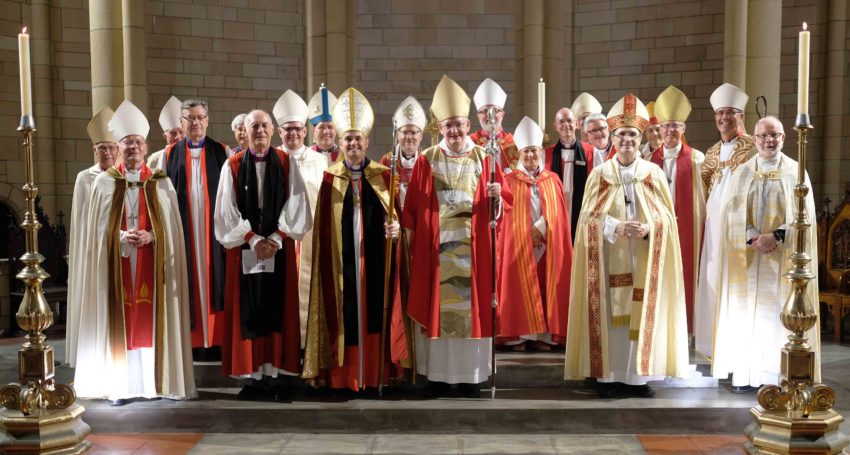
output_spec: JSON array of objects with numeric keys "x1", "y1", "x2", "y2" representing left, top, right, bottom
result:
[
  {"x1": 287, "y1": 145, "x2": 306, "y2": 159},
  {"x1": 594, "y1": 142, "x2": 610, "y2": 153},
  {"x1": 720, "y1": 135, "x2": 738, "y2": 146},
  {"x1": 663, "y1": 143, "x2": 682, "y2": 158},
  {"x1": 249, "y1": 148, "x2": 269, "y2": 162},
  {"x1": 344, "y1": 158, "x2": 368, "y2": 172},
  {"x1": 757, "y1": 153, "x2": 781, "y2": 169},
  {"x1": 439, "y1": 136, "x2": 475, "y2": 156},
  {"x1": 615, "y1": 156, "x2": 637, "y2": 169},
  {"x1": 560, "y1": 138, "x2": 577, "y2": 149},
  {"x1": 399, "y1": 151, "x2": 417, "y2": 168},
  {"x1": 188, "y1": 138, "x2": 205, "y2": 148}
]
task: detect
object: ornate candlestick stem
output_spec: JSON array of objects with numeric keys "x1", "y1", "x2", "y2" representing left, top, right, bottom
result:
[
  {"x1": 744, "y1": 114, "x2": 849, "y2": 454},
  {"x1": 0, "y1": 116, "x2": 91, "y2": 454}
]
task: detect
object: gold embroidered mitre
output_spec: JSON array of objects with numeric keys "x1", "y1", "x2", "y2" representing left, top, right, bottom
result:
[
  {"x1": 430, "y1": 75, "x2": 470, "y2": 122},
  {"x1": 606, "y1": 93, "x2": 650, "y2": 132},
  {"x1": 654, "y1": 85, "x2": 692, "y2": 124},
  {"x1": 332, "y1": 87, "x2": 375, "y2": 137}
]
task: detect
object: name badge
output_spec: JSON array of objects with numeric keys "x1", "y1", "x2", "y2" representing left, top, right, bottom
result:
[{"x1": 576, "y1": 160, "x2": 586, "y2": 166}]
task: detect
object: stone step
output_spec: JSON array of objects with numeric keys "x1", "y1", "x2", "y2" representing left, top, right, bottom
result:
[
  {"x1": 79, "y1": 386, "x2": 755, "y2": 435},
  {"x1": 194, "y1": 352, "x2": 718, "y2": 389}
]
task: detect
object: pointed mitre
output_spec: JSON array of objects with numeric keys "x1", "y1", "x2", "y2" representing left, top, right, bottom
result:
[
  {"x1": 273, "y1": 90, "x2": 308, "y2": 126},
  {"x1": 654, "y1": 85, "x2": 692, "y2": 123},
  {"x1": 307, "y1": 84, "x2": 337, "y2": 126},
  {"x1": 709, "y1": 83, "x2": 748, "y2": 111},
  {"x1": 646, "y1": 102, "x2": 658, "y2": 125},
  {"x1": 332, "y1": 87, "x2": 375, "y2": 136},
  {"x1": 87, "y1": 106, "x2": 116, "y2": 144},
  {"x1": 430, "y1": 75, "x2": 470, "y2": 122},
  {"x1": 158, "y1": 96, "x2": 182, "y2": 131},
  {"x1": 109, "y1": 100, "x2": 149, "y2": 140},
  {"x1": 606, "y1": 93, "x2": 650, "y2": 132},
  {"x1": 513, "y1": 116, "x2": 544, "y2": 151},
  {"x1": 570, "y1": 92, "x2": 603, "y2": 117},
  {"x1": 393, "y1": 96, "x2": 427, "y2": 131},
  {"x1": 473, "y1": 78, "x2": 507, "y2": 112}
]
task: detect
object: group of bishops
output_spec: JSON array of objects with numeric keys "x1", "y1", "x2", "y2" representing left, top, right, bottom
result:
[{"x1": 66, "y1": 73, "x2": 818, "y2": 404}]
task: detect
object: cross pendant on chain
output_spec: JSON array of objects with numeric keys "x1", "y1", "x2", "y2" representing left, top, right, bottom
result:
[{"x1": 128, "y1": 212, "x2": 139, "y2": 230}]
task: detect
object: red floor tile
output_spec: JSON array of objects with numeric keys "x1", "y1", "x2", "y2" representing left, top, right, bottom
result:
[
  {"x1": 638, "y1": 435, "x2": 701, "y2": 454},
  {"x1": 689, "y1": 434, "x2": 748, "y2": 454}
]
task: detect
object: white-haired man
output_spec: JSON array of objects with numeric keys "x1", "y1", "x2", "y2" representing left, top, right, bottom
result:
[
  {"x1": 710, "y1": 116, "x2": 819, "y2": 393},
  {"x1": 231, "y1": 113, "x2": 248, "y2": 155}
]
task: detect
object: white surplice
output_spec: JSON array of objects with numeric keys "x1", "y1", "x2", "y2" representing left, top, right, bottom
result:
[{"x1": 74, "y1": 167, "x2": 196, "y2": 401}]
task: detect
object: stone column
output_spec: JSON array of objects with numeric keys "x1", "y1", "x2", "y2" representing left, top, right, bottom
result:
[
  {"x1": 29, "y1": 0, "x2": 57, "y2": 219},
  {"x1": 723, "y1": 0, "x2": 747, "y2": 89},
  {"x1": 122, "y1": 0, "x2": 147, "y2": 113},
  {"x1": 543, "y1": 0, "x2": 565, "y2": 135},
  {"x1": 89, "y1": 0, "x2": 124, "y2": 114},
  {"x1": 306, "y1": 0, "x2": 328, "y2": 95},
  {"x1": 521, "y1": 0, "x2": 544, "y2": 124},
  {"x1": 744, "y1": 0, "x2": 782, "y2": 131},
  {"x1": 821, "y1": 0, "x2": 849, "y2": 200},
  {"x1": 325, "y1": 0, "x2": 347, "y2": 92}
]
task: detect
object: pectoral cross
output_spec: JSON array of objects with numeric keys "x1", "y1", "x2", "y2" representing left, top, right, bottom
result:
[{"x1": 128, "y1": 212, "x2": 138, "y2": 230}]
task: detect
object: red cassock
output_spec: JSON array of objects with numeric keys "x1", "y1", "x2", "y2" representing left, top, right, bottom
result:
[
  {"x1": 220, "y1": 149, "x2": 301, "y2": 377},
  {"x1": 650, "y1": 144, "x2": 700, "y2": 333},
  {"x1": 401, "y1": 150, "x2": 510, "y2": 339},
  {"x1": 497, "y1": 169, "x2": 572, "y2": 340}
]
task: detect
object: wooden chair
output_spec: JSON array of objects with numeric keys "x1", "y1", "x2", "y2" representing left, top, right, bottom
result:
[{"x1": 819, "y1": 185, "x2": 850, "y2": 343}]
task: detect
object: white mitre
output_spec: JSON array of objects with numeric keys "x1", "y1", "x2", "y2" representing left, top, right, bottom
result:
[
  {"x1": 571, "y1": 92, "x2": 603, "y2": 117},
  {"x1": 710, "y1": 83, "x2": 748, "y2": 111},
  {"x1": 307, "y1": 84, "x2": 337, "y2": 126},
  {"x1": 158, "y1": 96, "x2": 182, "y2": 131},
  {"x1": 393, "y1": 96, "x2": 427, "y2": 131},
  {"x1": 473, "y1": 78, "x2": 507, "y2": 112},
  {"x1": 109, "y1": 100, "x2": 149, "y2": 140},
  {"x1": 513, "y1": 116, "x2": 544, "y2": 151},
  {"x1": 273, "y1": 90, "x2": 308, "y2": 126}
]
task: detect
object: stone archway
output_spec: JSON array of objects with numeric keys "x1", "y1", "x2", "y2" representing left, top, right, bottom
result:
[{"x1": 0, "y1": 182, "x2": 26, "y2": 335}]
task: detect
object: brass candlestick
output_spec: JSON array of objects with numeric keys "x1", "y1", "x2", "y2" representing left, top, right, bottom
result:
[
  {"x1": 0, "y1": 116, "x2": 91, "y2": 454},
  {"x1": 744, "y1": 114, "x2": 849, "y2": 454}
]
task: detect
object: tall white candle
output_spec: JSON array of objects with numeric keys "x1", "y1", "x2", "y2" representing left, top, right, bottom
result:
[
  {"x1": 797, "y1": 22, "x2": 810, "y2": 116},
  {"x1": 18, "y1": 27, "x2": 32, "y2": 117},
  {"x1": 538, "y1": 78, "x2": 545, "y2": 129}
]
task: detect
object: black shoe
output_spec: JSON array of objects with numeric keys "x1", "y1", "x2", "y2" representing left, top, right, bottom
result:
[
  {"x1": 422, "y1": 381, "x2": 449, "y2": 398},
  {"x1": 731, "y1": 385, "x2": 755, "y2": 394},
  {"x1": 623, "y1": 384, "x2": 655, "y2": 398},
  {"x1": 597, "y1": 382, "x2": 619, "y2": 398},
  {"x1": 237, "y1": 384, "x2": 266, "y2": 401},
  {"x1": 110, "y1": 398, "x2": 128, "y2": 407},
  {"x1": 271, "y1": 385, "x2": 290, "y2": 402},
  {"x1": 205, "y1": 346, "x2": 222, "y2": 362},
  {"x1": 457, "y1": 383, "x2": 481, "y2": 398},
  {"x1": 191, "y1": 347, "x2": 205, "y2": 361}
]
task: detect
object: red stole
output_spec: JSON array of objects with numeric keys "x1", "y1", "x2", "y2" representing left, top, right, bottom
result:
[
  {"x1": 651, "y1": 144, "x2": 698, "y2": 332},
  {"x1": 497, "y1": 169, "x2": 572, "y2": 338},
  {"x1": 117, "y1": 163, "x2": 155, "y2": 350},
  {"x1": 401, "y1": 149, "x2": 511, "y2": 339},
  {"x1": 312, "y1": 144, "x2": 340, "y2": 163}
]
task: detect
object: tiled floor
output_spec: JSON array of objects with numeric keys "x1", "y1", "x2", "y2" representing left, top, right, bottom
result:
[{"x1": 84, "y1": 432, "x2": 748, "y2": 454}]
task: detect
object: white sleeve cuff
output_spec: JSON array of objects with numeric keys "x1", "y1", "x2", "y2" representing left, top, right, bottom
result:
[
  {"x1": 267, "y1": 233, "x2": 283, "y2": 249},
  {"x1": 248, "y1": 234, "x2": 264, "y2": 250},
  {"x1": 533, "y1": 218, "x2": 547, "y2": 239},
  {"x1": 603, "y1": 215, "x2": 620, "y2": 244}
]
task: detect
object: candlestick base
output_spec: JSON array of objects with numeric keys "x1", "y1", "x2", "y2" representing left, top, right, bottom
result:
[
  {"x1": 0, "y1": 404, "x2": 91, "y2": 454},
  {"x1": 794, "y1": 114, "x2": 811, "y2": 129},
  {"x1": 18, "y1": 115, "x2": 35, "y2": 131}
]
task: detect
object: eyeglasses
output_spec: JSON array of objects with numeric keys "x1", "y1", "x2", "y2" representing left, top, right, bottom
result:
[
  {"x1": 661, "y1": 123, "x2": 684, "y2": 131},
  {"x1": 587, "y1": 127, "x2": 608, "y2": 136},
  {"x1": 119, "y1": 138, "x2": 145, "y2": 147},
  {"x1": 399, "y1": 130, "x2": 422, "y2": 137},
  {"x1": 714, "y1": 109, "x2": 741, "y2": 118},
  {"x1": 95, "y1": 144, "x2": 117, "y2": 152},
  {"x1": 614, "y1": 131, "x2": 639, "y2": 140},
  {"x1": 182, "y1": 115, "x2": 208, "y2": 123},
  {"x1": 282, "y1": 126, "x2": 305, "y2": 134},
  {"x1": 755, "y1": 133, "x2": 784, "y2": 141}
]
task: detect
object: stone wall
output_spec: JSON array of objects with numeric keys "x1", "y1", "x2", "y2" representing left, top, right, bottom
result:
[{"x1": 356, "y1": 0, "x2": 518, "y2": 156}]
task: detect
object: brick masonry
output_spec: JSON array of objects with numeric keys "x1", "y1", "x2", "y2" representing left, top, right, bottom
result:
[{"x1": 0, "y1": 1, "x2": 847, "y2": 329}]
